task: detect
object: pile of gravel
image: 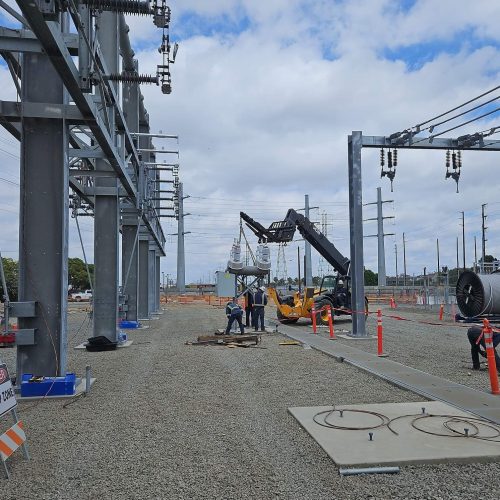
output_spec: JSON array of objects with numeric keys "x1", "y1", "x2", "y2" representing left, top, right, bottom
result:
[{"x1": 0, "y1": 303, "x2": 498, "y2": 499}]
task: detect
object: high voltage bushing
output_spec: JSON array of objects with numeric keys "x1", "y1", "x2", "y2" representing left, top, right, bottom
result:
[{"x1": 104, "y1": 72, "x2": 159, "y2": 85}]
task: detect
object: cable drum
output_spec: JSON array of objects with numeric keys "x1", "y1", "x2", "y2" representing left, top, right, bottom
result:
[{"x1": 456, "y1": 270, "x2": 500, "y2": 317}]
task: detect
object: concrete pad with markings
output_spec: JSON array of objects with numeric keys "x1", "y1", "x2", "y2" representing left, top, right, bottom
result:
[{"x1": 289, "y1": 401, "x2": 500, "y2": 467}]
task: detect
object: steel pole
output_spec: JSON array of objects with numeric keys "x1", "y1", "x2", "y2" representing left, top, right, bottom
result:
[
  {"x1": 304, "y1": 194, "x2": 313, "y2": 286},
  {"x1": 376, "y1": 187, "x2": 387, "y2": 286},
  {"x1": 93, "y1": 11, "x2": 119, "y2": 341},
  {"x1": 17, "y1": 21, "x2": 68, "y2": 377},
  {"x1": 177, "y1": 182, "x2": 186, "y2": 292},
  {"x1": 348, "y1": 131, "x2": 366, "y2": 337}
]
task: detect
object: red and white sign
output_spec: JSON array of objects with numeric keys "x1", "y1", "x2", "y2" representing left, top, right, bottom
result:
[{"x1": 0, "y1": 364, "x2": 16, "y2": 418}]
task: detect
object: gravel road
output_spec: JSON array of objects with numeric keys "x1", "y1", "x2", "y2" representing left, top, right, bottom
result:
[{"x1": 1, "y1": 302, "x2": 499, "y2": 499}]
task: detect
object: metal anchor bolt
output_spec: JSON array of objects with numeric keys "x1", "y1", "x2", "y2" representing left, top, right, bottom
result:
[{"x1": 369, "y1": 432, "x2": 373, "y2": 441}]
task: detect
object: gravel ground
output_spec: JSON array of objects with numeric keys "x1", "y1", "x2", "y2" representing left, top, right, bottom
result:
[
  {"x1": 0, "y1": 302, "x2": 499, "y2": 499},
  {"x1": 278, "y1": 303, "x2": 498, "y2": 394}
]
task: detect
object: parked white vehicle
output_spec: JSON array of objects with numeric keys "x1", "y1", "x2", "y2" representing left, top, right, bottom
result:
[{"x1": 70, "y1": 289, "x2": 92, "y2": 302}]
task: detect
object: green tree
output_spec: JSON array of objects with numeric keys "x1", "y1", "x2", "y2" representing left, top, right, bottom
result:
[
  {"x1": 0, "y1": 257, "x2": 18, "y2": 302},
  {"x1": 68, "y1": 258, "x2": 94, "y2": 290},
  {"x1": 364, "y1": 269, "x2": 378, "y2": 286}
]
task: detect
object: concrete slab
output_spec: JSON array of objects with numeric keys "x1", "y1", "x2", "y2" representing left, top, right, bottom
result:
[
  {"x1": 275, "y1": 322, "x2": 500, "y2": 424},
  {"x1": 18, "y1": 377, "x2": 96, "y2": 401},
  {"x1": 74, "y1": 340, "x2": 133, "y2": 350},
  {"x1": 289, "y1": 401, "x2": 500, "y2": 467}
]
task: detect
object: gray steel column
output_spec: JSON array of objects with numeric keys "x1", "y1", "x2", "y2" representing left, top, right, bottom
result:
[
  {"x1": 376, "y1": 187, "x2": 387, "y2": 286},
  {"x1": 177, "y1": 182, "x2": 186, "y2": 292},
  {"x1": 348, "y1": 132, "x2": 366, "y2": 337},
  {"x1": 155, "y1": 254, "x2": 161, "y2": 311},
  {"x1": 93, "y1": 11, "x2": 119, "y2": 341},
  {"x1": 148, "y1": 245, "x2": 156, "y2": 315},
  {"x1": 121, "y1": 57, "x2": 140, "y2": 321},
  {"x1": 17, "y1": 40, "x2": 68, "y2": 377},
  {"x1": 121, "y1": 222, "x2": 139, "y2": 320},
  {"x1": 138, "y1": 238, "x2": 150, "y2": 319},
  {"x1": 304, "y1": 194, "x2": 313, "y2": 287}
]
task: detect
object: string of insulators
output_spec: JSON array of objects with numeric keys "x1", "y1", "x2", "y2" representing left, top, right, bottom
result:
[
  {"x1": 83, "y1": 0, "x2": 152, "y2": 15},
  {"x1": 104, "y1": 72, "x2": 159, "y2": 84},
  {"x1": 380, "y1": 148, "x2": 397, "y2": 192},
  {"x1": 445, "y1": 149, "x2": 461, "y2": 193}
]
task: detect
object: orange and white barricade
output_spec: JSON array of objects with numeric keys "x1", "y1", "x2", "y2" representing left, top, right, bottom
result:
[{"x1": 0, "y1": 363, "x2": 29, "y2": 478}]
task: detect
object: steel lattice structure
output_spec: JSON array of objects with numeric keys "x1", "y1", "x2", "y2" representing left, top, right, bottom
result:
[{"x1": 0, "y1": 1, "x2": 179, "y2": 378}]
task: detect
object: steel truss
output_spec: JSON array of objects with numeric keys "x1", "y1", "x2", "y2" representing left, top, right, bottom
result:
[
  {"x1": 348, "y1": 131, "x2": 500, "y2": 337},
  {"x1": 0, "y1": 1, "x2": 178, "y2": 377}
]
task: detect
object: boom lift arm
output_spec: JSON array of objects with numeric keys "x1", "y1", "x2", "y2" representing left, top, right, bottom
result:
[{"x1": 240, "y1": 209, "x2": 350, "y2": 277}]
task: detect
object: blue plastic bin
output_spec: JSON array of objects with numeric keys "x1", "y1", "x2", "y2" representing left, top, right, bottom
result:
[
  {"x1": 21, "y1": 373, "x2": 76, "y2": 397},
  {"x1": 119, "y1": 320, "x2": 140, "y2": 329}
]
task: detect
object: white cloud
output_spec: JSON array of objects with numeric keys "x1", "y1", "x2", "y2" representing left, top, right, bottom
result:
[{"x1": 2, "y1": 1, "x2": 500, "y2": 284}]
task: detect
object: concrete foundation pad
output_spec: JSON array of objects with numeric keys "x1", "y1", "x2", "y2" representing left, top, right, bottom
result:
[
  {"x1": 337, "y1": 334, "x2": 375, "y2": 340},
  {"x1": 289, "y1": 401, "x2": 500, "y2": 467},
  {"x1": 74, "y1": 340, "x2": 134, "y2": 350},
  {"x1": 18, "y1": 377, "x2": 96, "y2": 401}
]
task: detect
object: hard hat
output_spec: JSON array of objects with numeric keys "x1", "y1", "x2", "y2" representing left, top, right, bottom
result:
[{"x1": 338, "y1": 280, "x2": 344, "y2": 286}]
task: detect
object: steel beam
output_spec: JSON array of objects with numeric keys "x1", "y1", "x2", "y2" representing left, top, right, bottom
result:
[
  {"x1": 361, "y1": 135, "x2": 500, "y2": 151},
  {"x1": 348, "y1": 132, "x2": 366, "y2": 337},
  {"x1": 121, "y1": 56, "x2": 140, "y2": 322},
  {"x1": 92, "y1": 10, "x2": 120, "y2": 342},
  {"x1": 148, "y1": 246, "x2": 156, "y2": 315},
  {"x1": 17, "y1": 43, "x2": 68, "y2": 377},
  {"x1": 0, "y1": 100, "x2": 84, "y2": 123},
  {"x1": 138, "y1": 239, "x2": 150, "y2": 319}
]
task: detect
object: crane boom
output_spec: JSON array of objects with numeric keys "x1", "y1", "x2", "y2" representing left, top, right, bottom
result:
[{"x1": 240, "y1": 209, "x2": 350, "y2": 277}]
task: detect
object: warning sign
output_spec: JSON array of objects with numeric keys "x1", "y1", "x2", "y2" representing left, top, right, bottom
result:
[{"x1": 0, "y1": 364, "x2": 16, "y2": 418}]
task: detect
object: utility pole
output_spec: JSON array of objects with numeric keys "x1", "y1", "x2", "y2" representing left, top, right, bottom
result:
[
  {"x1": 436, "y1": 239, "x2": 440, "y2": 286},
  {"x1": 304, "y1": 195, "x2": 312, "y2": 287},
  {"x1": 303, "y1": 194, "x2": 318, "y2": 286},
  {"x1": 403, "y1": 232, "x2": 407, "y2": 287},
  {"x1": 461, "y1": 211, "x2": 466, "y2": 271},
  {"x1": 474, "y1": 236, "x2": 478, "y2": 273},
  {"x1": 297, "y1": 246, "x2": 301, "y2": 294},
  {"x1": 394, "y1": 244, "x2": 398, "y2": 287},
  {"x1": 456, "y1": 237, "x2": 459, "y2": 271},
  {"x1": 176, "y1": 182, "x2": 189, "y2": 293},
  {"x1": 363, "y1": 187, "x2": 394, "y2": 286},
  {"x1": 482, "y1": 203, "x2": 487, "y2": 272}
]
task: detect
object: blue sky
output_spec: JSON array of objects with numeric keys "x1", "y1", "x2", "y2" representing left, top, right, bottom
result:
[{"x1": 2, "y1": 0, "x2": 500, "y2": 282}]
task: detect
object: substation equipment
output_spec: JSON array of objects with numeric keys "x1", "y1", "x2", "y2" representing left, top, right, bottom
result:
[
  {"x1": 348, "y1": 131, "x2": 500, "y2": 337},
  {"x1": 0, "y1": 1, "x2": 180, "y2": 378}
]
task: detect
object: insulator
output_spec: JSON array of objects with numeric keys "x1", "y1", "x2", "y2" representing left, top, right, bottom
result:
[
  {"x1": 452, "y1": 151, "x2": 457, "y2": 169},
  {"x1": 387, "y1": 150, "x2": 393, "y2": 169},
  {"x1": 393, "y1": 148, "x2": 398, "y2": 167},
  {"x1": 457, "y1": 150, "x2": 462, "y2": 170},
  {"x1": 380, "y1": 148, "x2": 385, "y2": 167},
  {"x1": 446, "y1": 149, "x2": 450, "y2": 169},
  {"x1": 83, "y1": 0, "x2": 152, "y2": 15},
  {"x1": 105, "y1": 72, "x2": 159, "y2": 84}
]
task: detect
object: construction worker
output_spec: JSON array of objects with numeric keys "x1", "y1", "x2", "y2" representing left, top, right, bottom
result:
[
  {"x1": 253, "y1": 286, "x2": 267, "y2": 332},
  {"x1": 337, "y1": 279, "x2": 347, "y2": 309},
  {"x1": 467, "y1": 326, "x2": 500, "y2": 371},
  {"x1": 244, "y1": 288, "x2": 254, "y2": 327},
  {"x1": 225, "y1": 297, "x2": 245, "y2": 335}
]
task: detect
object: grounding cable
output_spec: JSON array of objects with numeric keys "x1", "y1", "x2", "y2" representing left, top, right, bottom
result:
[{"x1": 313, "y1": 407, "x2": 500, "y2": 443}]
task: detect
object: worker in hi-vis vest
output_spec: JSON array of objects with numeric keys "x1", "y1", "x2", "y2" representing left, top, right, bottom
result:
[
  {"x1": 253, "y1": 286, "x2": 267, "y2": 332},
  {"x1": 225, "y1": 297, "x2": 245, "y2": 335}
]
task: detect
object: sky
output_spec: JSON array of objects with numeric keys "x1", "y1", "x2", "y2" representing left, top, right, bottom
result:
[{"x1": 2, "y1": 1, "x2": 500, "y2": 284}]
